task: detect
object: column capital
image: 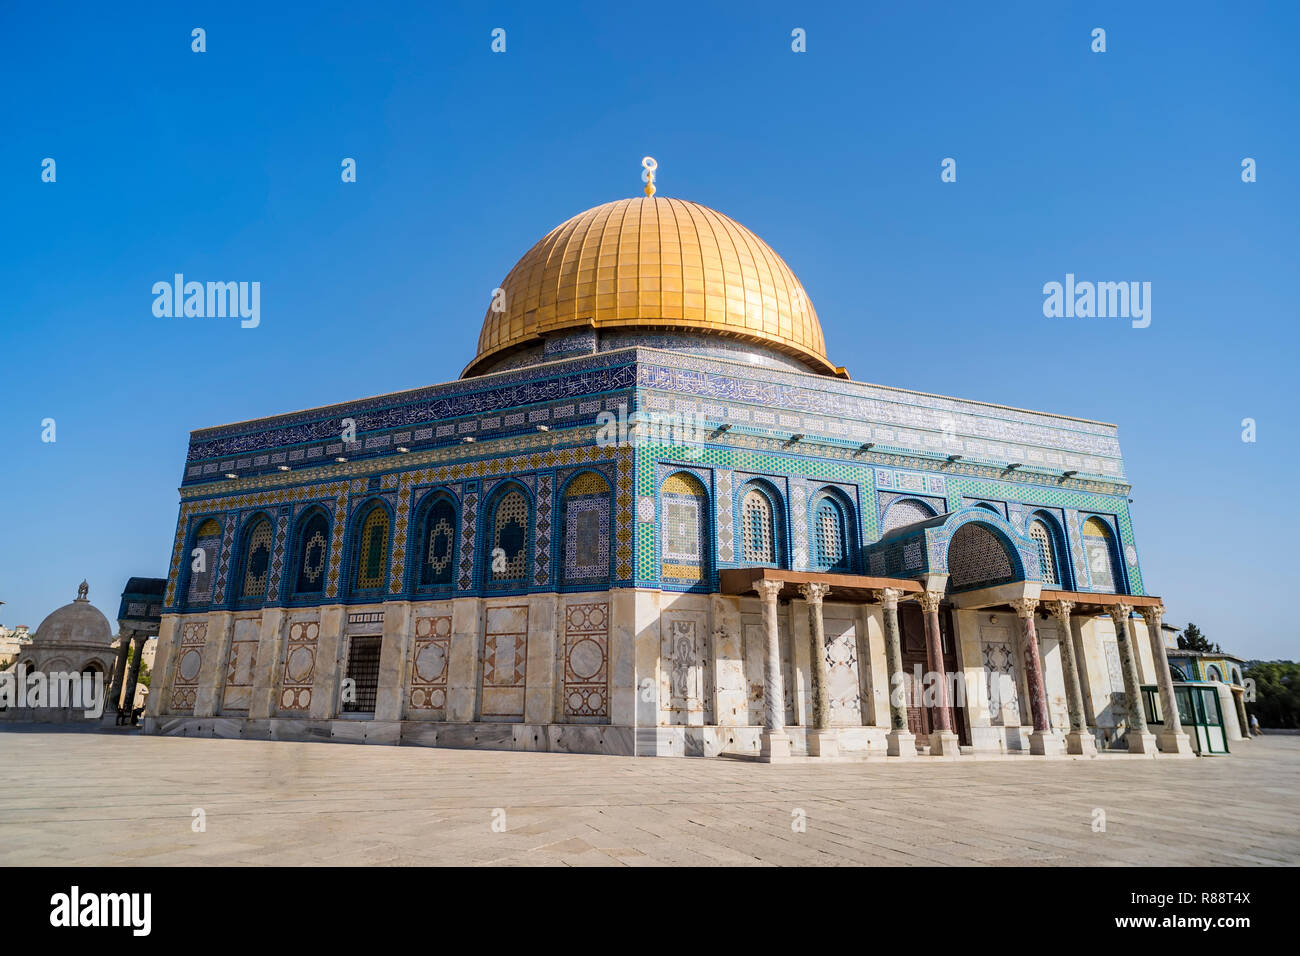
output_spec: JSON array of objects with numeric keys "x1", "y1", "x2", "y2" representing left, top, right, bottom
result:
[
  {"x1": 917, "y1": 590, "x2": 943, "y2": 614},
  {"x1": 797, "y1": 581, "x2": 830, "y2": 606},
  {"x1": 876, "y1": 587, "x2": 903, "y2": 610},
  {"x1": 1044, "y1": 599, "x2": 1074, "y2": 621},
  {"x1": 755, "y1": 578, "x2": 783, "y2": 602},
  {"x1": 1010, "y1": 597, "x2": 1038, "y2": 619},
  {"x1": 1110, "y1": 601, "x2": 1133, "y2": 620},
  {"x1": 1138, "y1": 604, "x2": 1164, "y2": 627}
]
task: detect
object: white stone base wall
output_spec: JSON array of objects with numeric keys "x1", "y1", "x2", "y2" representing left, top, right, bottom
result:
[{"x1": 143, "y1": 586, "x2": 1147, "y2": 758}]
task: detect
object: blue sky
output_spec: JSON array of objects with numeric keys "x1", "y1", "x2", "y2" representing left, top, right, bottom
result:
[{"x1": 1, "y1": 1, "x2": 1296, "y2": 659}]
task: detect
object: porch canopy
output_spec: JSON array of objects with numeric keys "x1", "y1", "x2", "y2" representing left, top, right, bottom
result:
[{"x1": 719, "y1": 567, "x2": 921, "y2": 603}]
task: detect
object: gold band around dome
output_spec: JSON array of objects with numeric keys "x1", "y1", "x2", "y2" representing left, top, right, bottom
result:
[{"x1": 463, "y1": 196, "x2": 836, "y2": 377}]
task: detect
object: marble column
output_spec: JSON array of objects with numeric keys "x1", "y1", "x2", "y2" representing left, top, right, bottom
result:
[
  {"x1": 1111, "y1": 602, "x2": 1157, "y2": 755},
  {"x1": 799, "y1": 582, "x2": 836, "y2": 757},
  {"x1": 119, "y1": 633, "x2": 147, "y2": 724},
  {"x1": 1011, "y1": 598, "x2": 1064, "y2": 755},
  {"x1": 918, "y1": 590, "x2": 961, "y2": 757},
  {"x1": 756, "y1": 579, "x2": 790, "y2": 761},
  {"x1": 878, "y1": 588, "x2": 916, "y2": 757},
  {"x1": 1139, "y1": 605, "x2": 1194, "y2": 756},
  {"x1": 105, "y1": 630, "x2": 133, "y2": 721},
  {"x1": 1044, "y1": 600, "x2": 1096, "y2": 755}
]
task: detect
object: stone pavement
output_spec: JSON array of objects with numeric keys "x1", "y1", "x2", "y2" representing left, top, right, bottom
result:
[{"x1": 1, "y1": 728, "x2": 1296, "y2": 866}]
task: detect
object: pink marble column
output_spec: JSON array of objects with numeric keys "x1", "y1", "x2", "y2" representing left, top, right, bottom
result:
[
  {"x1": 1010, "y1": 598, "x2": 1050, "y2": 733},
  {"x1": 1011, "y1": 597, "x2": 1063, "y2": 755},
  {"x1": 918, "y1": 590, "x2": 961, "y2": 756},
  {"x1": 918, "y1": 591, "x2": 952, "y2": 730}
]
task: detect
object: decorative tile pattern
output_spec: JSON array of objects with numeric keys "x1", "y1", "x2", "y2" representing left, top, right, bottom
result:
[
  {"x1": 534, "y1": 474, "x2": 554, "y2": 586},
  {"x1": 562, "y1": 475, "x2": 611, "y2": 584},
  {"x1": 221, "y1": 618, "x2": 260, "y2": 712},
  {"x1": 563, "y1": 602, "x2": 608, "y2": 719},
  {"x1": 459, "y1": 485, "x2": 478, "y2": 590},
  {"x1": 661, "y1": 617, "x2": 707, "y2": 725},
  {"x1": 212, "y1": 518, "x2": 236, "y2": 605},
  {"x1": 481, "y1": 606, "x2": 528, "y2": 721},
  {"x1": 981, "y1": 639, "x2": 1018, "y2": 725},
  {"x1": 790, "y1": 480, "x2": 808, "y2": 569},
  {"x1": 267, "y1": 512, "x2": 289, "y2": 599},
  {"x1": 169, "y1": 621, "x2": 207, "y2": 713},
  {"x1": 715, "y1": 469, "x2": 734, "y2": 562},
  {"x1": 279, "y1": 620, "x2": 319, "y2": 712},
  {"x1": 824, "y1": 620, "x2": 862, "y2": 724},
  {"x1": 408, "y1": 614, "x2": 451, "y2": 715}
]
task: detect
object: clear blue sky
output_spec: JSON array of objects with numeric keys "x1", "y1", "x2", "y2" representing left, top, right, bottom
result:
[{"x1": 1, "y1": 1, "x2": 1295, "y2": 659}]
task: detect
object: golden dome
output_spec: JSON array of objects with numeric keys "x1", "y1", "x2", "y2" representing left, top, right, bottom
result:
[{"x1": 465, "y1": 196, "x2": 836, "y2": 376}]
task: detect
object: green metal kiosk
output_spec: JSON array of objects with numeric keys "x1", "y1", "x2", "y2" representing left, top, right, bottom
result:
[{"x1": 1141, "y1": 681, "x2": 1229, "y2": 754}]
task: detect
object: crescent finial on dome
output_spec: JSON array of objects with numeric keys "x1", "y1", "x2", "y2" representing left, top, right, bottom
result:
[{"x1": 641, "y1": 156, "x2": 657, "y2": 197}]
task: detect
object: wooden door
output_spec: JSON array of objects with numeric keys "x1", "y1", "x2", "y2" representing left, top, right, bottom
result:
[{"x1": 898, "y1": 603, "x2": 968, "y2": 745}]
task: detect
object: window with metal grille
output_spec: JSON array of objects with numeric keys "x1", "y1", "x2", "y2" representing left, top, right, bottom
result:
[
  {"x1": 240, "y1": 518, "x2": 274, "y2": 598},
  {"x1": 187, "y1": 518, "x2": 221, "y2": 604},
  {"x1": 741, "y1": 489, "x2": 775, "y2": 564},
  {"x1": 814, "y1": 498, "x2": 847, "y2": 571},
  {"x1": 354, "y1": 506, "x2": 390, "y2": 590},
  {"x1": 1082, "y1": 517, "x2": 1117, "y2": 592},
  {"x1": 421, "y1": 498, "x2": 456, "y2": 586},
  {"x1": 491, "y1": 490, "x2": 529, "y2": 581},
  {"x1": 1028, "y1": 519, "x2": 1058, "y2": 586},
  {"x1": 881, "y1": 498, "x2": 936, "y2": 533},
  {"x1": 294, "y1": 511, "x2": 330, "y2": 594},
  {"x1": 342, "y1": 636, "x2": 382, "y2": 713},
  {"x1": 660, "y1": 472, "x2": 707, "y2": 582}
]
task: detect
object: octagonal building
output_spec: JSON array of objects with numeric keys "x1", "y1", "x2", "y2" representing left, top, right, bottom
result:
[{"x1": 146, "y1": 188, "x2": 1193, "y2": 760}]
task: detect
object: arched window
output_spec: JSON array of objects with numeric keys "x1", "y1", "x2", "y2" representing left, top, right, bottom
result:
[
  {"x1": 1028, "y1": 519, "x2": 1059, "y2": 586},
  {"x1": 416, "y1": 496, "x2": 457, "y2": 587},
  {"x1": 881, "y1": 497, "x2": 936, "y2": 534},
  {"x1": 186, "y1": 518, "x2": 222, "y2": 605},
  {"x1": 293, "y1": 510, "x2": 331, "y2": 595},
  {"x1": 239, "y1": 516, "x2": 274, "y2": 600},
  {"x1": 1081, "y1": 517, "x2": 1120, "y2": 593},
  {"x1": 812, "y1": 494, "x2": 850, "y2": 572},
  {"x1": 661, "y1": 472, "x2": 707, "y2": 584},
  {"x1": 562, "y1": 471, "x2": 611, "y2": 585},
  {"x1": 488, "y1": 488, "x2": 530, "y2": 584},
  {"x1": 1170, "y1": 664, "x2": 1189, "y2": 682},
  {"x1": 975, "y1": 502, "x2": 1001, "y2": 513},
  {"x1": 947, "y1": 521, "x2": 1018, "y2": 591},
  {"x1": 1205, "y1": 664, "x2": 1223, "y2": 683},
  {"x1": 353, "y1": 504, "x2": 391, "y2": 591},
  {"x1": 1230, "y1": 666, "x2": 1242, "y2": 685},
  {"x1": 741, "y1": 487, "x2": 777, "y2": 564}
]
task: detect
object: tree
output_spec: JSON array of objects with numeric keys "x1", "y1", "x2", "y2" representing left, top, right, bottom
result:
[
  {"x1": 1244, "y1": 661, "x2": 1300, "y2": 729},
  {"x1": 1177, "y1": 622, "x2": 1220, "y2": 653}
]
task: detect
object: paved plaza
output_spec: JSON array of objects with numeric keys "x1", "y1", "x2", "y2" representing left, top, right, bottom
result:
[{"x1": 1, "y1": 729, "x2": 1296, "y2": 866}]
